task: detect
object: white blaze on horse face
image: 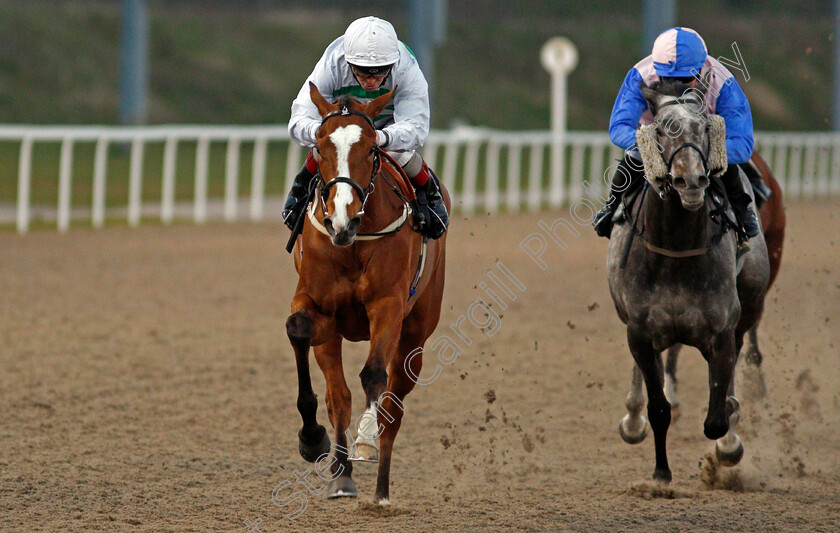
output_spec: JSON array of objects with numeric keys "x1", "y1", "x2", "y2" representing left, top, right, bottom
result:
[{"x1": 328, "y1": 124, "x2": 363, "y2": 232}]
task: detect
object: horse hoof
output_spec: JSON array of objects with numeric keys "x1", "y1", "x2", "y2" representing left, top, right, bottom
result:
[
  {"x1": 652, "y1": 467, "x2": 672, "y2": 484},
  {"x1": 327, "y1": 475, "x2": 358, "y2": 499},
  {"x1": 716, "y1": 437, "x2": 744, "y2": 467},
  {"x1": 619, "y1": 415, "x2": 648, "y2": 445},
  {"x1": 348, "y1": 442, "x2": 379, "y2": 463},
  {"x1": 298, "y1": 425, "x2": 331, "y2": 463}
]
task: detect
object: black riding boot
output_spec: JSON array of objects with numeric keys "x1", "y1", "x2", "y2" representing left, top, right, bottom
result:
[
  {"x1": 282, "y1": 164, "x2": 316, "y2": 230},
  {"x1": 593, "y1": 154, "x2": 645, "y2": 238},
  {"x1": 738, "y1": 162, "x2": 771, "y2": 209},
  {"x1": 721, "y1": 164, "x2": 761, "y2": 239},
  {"x1": 414, "y1": 169, "x2": 449, "y2": 239}
]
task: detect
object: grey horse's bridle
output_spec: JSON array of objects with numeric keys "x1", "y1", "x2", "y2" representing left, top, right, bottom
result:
[{"x1": 655, "y1": 99, "x2": 713, "y2": 198}]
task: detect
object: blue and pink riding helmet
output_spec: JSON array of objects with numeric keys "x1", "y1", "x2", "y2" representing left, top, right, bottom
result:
[{"x1": 652, "y1": 27, "x2": 708, "y2": 78}]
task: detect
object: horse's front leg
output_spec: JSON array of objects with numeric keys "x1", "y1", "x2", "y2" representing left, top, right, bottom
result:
[
  {"x1": 714, "y1": 327, "x2": 748, "y2": 466},
  {"x1": 372, "y1": 325, "x2": 428, "y2": 505},
  {"x1": 351, "y1": 297, "x2": 404, "y2": 463},
  {"x1": 702, "y1": 330, "x2": 738, "y2": 443},
  {"x1": 627, "y1": 329, "x2": 672, "y2": 483},
  {"x1": 286, "y1": 293, "x2": 336, "y2": 464},
  {"x1": 313, "y1": 335, "x2": 358, "y2": 498}
]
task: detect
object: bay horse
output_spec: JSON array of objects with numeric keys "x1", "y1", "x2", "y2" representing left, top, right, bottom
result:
[
  {"x1": 286, "y1": 82, "x2": 449, "y2": 504},
  {"x1": 661, "y1": 152, "x2": 785, "y2": 414},
  {"x1": 607, "y1": 79, "x2": 770, "y2": 482}
]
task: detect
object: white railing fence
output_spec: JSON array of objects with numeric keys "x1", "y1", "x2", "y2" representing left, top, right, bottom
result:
[{"x1": 2, "y1": 125, "x2": 839, "y2": 233}]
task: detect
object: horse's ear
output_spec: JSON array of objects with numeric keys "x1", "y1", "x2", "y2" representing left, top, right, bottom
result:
[
  {"x1": 309, "y1": 82, "x2": 336, "y2": 117},
  {"x1": 640, "y1": 84, "x2": 661, "y2": 116},
  {"x1": 363, "y1": 87, "x2": 395, "y2": 121}
]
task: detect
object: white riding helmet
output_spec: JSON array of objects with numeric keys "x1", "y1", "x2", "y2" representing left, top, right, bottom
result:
[{"x1": 343, "y1": 16, "x2": 400, "y2": 68}]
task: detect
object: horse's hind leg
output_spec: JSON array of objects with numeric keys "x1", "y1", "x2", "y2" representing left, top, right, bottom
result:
[
  {"x1": 286, "y1": 294, "x2": 335, "y2": 464},
  {"x1": 740, "y1": 323, "x2": 767, "y2": 399},
  {"x1": 627, "y1": 329, "x2": 672, "y2": 482},
  {"x1": 313, "y1": 335, "x2": 358, "y2": 498},
  {"x1": 619, "y1": 364, "x2": 648, "y2": 444},
  {"x1": 664, "y1": 344, "x2": 681, "y2": 420}
]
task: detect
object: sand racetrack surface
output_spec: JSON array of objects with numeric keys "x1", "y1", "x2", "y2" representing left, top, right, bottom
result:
[{"x1": 2, "y1": 200, "x2": 839, "y2": 532}]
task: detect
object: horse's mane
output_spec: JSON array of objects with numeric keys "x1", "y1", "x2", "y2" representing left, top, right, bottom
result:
[
  {"x1": 648, "y1": 78, "x2": 693, "y2": 97},
  {"x1": 336, "y1": 95, "x2": 354, "y2": 108}
]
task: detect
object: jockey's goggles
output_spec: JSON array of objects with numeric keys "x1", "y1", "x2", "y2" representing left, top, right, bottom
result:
[{"x1": 349, "y1": 63, "x2": 393, "y2": 78}]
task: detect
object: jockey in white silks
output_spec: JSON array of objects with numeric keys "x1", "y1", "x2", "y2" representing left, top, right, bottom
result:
[
  {"x1": 593, "y1": 26, "x2": 761, "y2": 241},
  {"x1": 284, "y1": 16, "x2": 449, "y2": 240}
]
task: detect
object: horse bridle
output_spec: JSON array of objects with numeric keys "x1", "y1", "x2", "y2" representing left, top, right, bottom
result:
[
  {"x1": 655, "y1": 98, "x2": 712, "y2": 198},
  {"x1": 316, "y1": 105, "x2": 381, "y2": 218}
]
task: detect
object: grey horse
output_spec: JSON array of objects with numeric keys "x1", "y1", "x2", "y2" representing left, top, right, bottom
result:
[{"x1": 606, "y1": 79, "x2": 770, "y2": 482}]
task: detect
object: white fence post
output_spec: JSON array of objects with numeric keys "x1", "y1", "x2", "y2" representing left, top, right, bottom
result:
[
  {"x1": 92, "y1": 137, "x2": 109, "y2": 228},
  {"x1": 57, "y1": 137, "x2": 74, "y2": 232},
  {"x1": 250, "y1": 136, "x2": 267, "y2": 221},
  {"x1": 224, "y1": 136, "x2": 241, "y2": 222},
  {"x1": 194, "y1": 136, "x2": 209, "y2": 224},
  {"x1": 161, "y1": 135, "x2": 177, "y2": 225},
  {"x1": 506, "y1": 142, "x2": 521, "y2": 212},
  {"x1": 16, "y1": 136, "x2": 33, "y2": 234},
  {"x1": 128, "y1": 138, "x2": 144, "y2": 227}
]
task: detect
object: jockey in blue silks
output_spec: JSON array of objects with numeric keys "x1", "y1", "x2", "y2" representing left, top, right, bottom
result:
[
  {"x1": 284, "y1": 16, "x2": 449, "y2": 239},
  {"x1": 593, "y1": 27, "x2": 761, "y2": 240}
]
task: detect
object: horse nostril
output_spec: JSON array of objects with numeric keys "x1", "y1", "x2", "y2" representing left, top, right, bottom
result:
[
  {"x1": 673, "y1": 177, "x2": 687, "y2": 190},
  {"x1": 698, "y1": 176, "x2": 710, "y2": 188},
  {"x1": 323, "y1": 217, "x2": 333, "y2": 232},
  {"x1": 349, "y1": 216, "x2": 361, "y2": 232}
]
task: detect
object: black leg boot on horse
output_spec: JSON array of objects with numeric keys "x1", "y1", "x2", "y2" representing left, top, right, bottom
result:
[
  {"x1": 720, "y1": 164, "x2": 761, "y2": 249},
  {"x1": 283, "y1": 149, "x2": 319, "y2": 231},
  {"x1": 593, "y1": 154, "x2": 646, "y2": 238}
]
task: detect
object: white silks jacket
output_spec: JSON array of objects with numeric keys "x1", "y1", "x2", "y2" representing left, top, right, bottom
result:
[{"x1": 289, "y1": 36, "x2": 431, "y2": 153}]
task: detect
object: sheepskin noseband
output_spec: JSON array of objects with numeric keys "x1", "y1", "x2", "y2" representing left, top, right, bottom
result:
[{"x1": 636, "y1": 114, "x2": 727, "y2": 185}]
